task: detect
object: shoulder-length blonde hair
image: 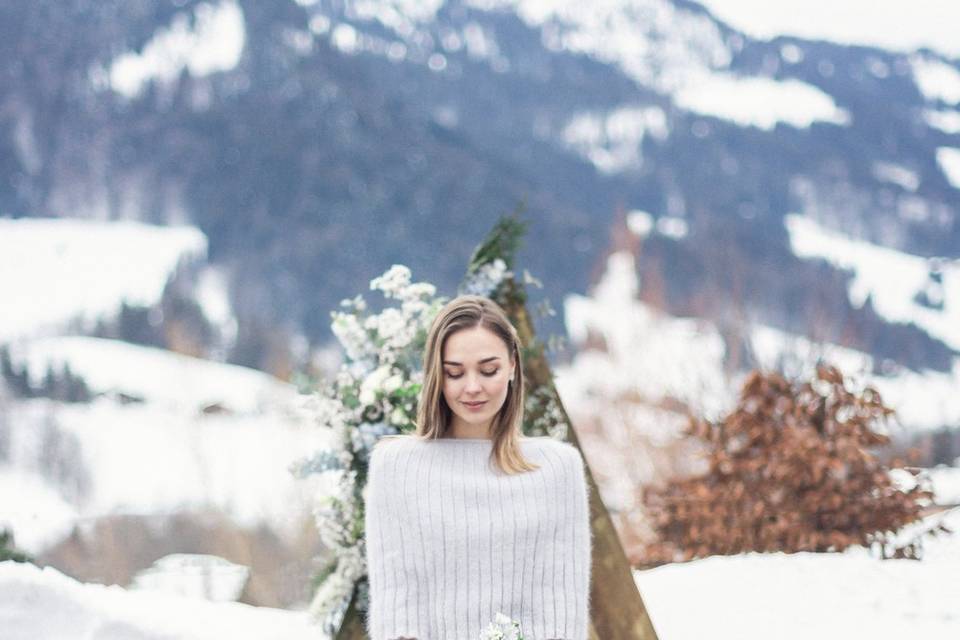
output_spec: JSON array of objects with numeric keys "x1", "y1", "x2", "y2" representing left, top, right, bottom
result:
[{"x1": 414, "y1": 294, "x2": 538, "y2": 475}]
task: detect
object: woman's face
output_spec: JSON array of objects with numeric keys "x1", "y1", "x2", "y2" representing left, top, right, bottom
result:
[{"x1": 441, "y1": 325, "x2": 516, "y2": 437}]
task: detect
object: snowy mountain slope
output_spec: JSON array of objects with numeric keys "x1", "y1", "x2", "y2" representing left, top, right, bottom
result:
[
  {"x1": 695, "y1": 0, "x2": 960, "y2": 59},
  {"x1": 558, "y1": 249, "x2": 960, "y2": 440},
  {"x1": 554, "y1": 247, "x2": 959, "y2": 525},
  {"x1": 8, "y1": 0, "x2": 960, "y2": 379},
  {"x1": 323, "y1": 0, "x2": 849, "y2": 132},
  {"x1": 785, "y1": 213, "x2": 960, "y2": 352},
  {"x1": 0, "y1": 216, "x2": 322, "y2": 557},
  {"x1": 0, "y1": 218, "x2": 207, "y2": 341},
  {"x1": 8, "y1": 336, "x2": 293, "y2": 414},
  {"x1": 0, "y1": 386, "x2": 327, "y2": 555}
]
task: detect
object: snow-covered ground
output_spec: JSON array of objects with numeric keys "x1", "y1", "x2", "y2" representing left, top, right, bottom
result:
[
  {"x1": 0, "y1": 562, "x2": 318, "y2": 640},
  {"x1": 0, "y1": 218, "x2": 207, "y2": 341},
  {"x1": 930, "y1": 466, "x2": 960, "y2": 505},
  {"x1": 635, "y1": 508, "x2": 960, "y2": 639},
  {"x1": 3, "y1": 506, "x2": 957, "y2": 640}
]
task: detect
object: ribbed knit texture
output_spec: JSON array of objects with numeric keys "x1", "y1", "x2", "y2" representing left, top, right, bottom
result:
[{"x1": 364, "y1": 435, "x2": 592, "y2": 640}]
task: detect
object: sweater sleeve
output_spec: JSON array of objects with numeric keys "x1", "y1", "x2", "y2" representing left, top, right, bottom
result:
[{"x1": 364, "y1": 439, "x2": 421, "y2": 640}]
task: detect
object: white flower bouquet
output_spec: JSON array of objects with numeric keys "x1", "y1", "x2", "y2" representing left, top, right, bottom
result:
[{"x1": 481, "y1": 612, "x2": 525, "y2": 640}]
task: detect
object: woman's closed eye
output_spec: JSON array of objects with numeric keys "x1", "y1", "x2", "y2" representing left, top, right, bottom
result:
[{"x1": 444, "y1": 369, "x2": 499, "y2": 379}]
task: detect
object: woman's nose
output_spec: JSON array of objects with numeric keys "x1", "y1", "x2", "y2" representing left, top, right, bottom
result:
[{"x1": 464, "y1": 373, "x2": 483, "y2": 392}]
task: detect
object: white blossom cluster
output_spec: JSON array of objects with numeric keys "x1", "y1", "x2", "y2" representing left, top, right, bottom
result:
[
  {"x1": 459, "y1": 258, "x2": 512, "y2": 297},
  {"x1": 480, "y1": 612, "x2": 525, "y2": 640},
  {"x1": 297, "y1": 264, "x2": 446, "y2": 626}
]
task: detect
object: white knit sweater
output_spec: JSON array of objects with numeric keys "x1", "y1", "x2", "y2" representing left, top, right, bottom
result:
[{"x1": 363, "y1": 435, "x2": 592, "y2": 640}]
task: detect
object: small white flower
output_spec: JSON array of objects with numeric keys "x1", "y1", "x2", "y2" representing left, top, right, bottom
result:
[
  {"x1": 389, "y1": 407, "x2": 407, "y2": 426},
  {"x1": 359, "y1": 365, "x2": 391, "y2": 406},
  {"x1": 370, "y1": 264, "x2": 412, "y2": 298},
  {"x1": 382, "y1": 373, "x2": 403, "y2": 393}
]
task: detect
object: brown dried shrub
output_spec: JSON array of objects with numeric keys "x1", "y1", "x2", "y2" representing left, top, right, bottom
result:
[{"x1": 641, "y1": 365, "x2": 939, "y2": 565}]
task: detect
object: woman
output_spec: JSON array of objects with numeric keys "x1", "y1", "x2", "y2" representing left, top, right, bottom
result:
[{"x1": 364, "y1": 294, "x2": 592, "y2": 640}]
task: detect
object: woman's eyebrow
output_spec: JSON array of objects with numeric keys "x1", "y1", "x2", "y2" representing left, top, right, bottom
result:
[{"x1": 442, "y1": 356, "x2": 501, "y2": 366}]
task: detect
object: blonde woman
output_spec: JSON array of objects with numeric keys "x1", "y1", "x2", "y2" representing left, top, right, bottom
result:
[{"x1": 364, "y1": 294, "x2": 591, "y2": 640}]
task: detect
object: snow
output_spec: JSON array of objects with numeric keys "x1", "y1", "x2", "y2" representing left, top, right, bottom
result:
[
  {"x1": 195, "y1": 265, "x2": 237, "y2": 350},
  {"x1": 0, "y1": 562, "x2": 319, "y2": 640},
  {"x1": 912, "y1": 54, "x2": 960, "y2": 106},
  {"x1": 872, "y1": 161, "x2": 920, "y2": 192},
  {"x1": 109, "y1": 1, "x2": 246, "y2": 98},
  {"x1": 130, "y1": 554, "x2": 250, "y2": 603},
  {"x1": 925, "y1": 109, "x2": 960, "y2": 134},
  {"x1": 4, "y1": 506, "x2": 959, "y2": 640},
  {"x1": 558, "y1": 246, "x2": 960, "y2": 447},
  {"x1": 750, "y1": 324, "x2": 960, "y2": 433},
  {"x1": 352, "y1": 0, "x2": 445, "y2": 30},
  {"x1": 0, "y1": 218, "x2": 207, "y2": 341},
  {"x1": 936, "y1": 146, "x2": 960, "y2": 189},
  {"x1": 330, "y1": 23, "x2": 360, "y2": 55},
  {"x1": 0, "y1": 337, "x2": 331, "y2": 555},
  {"x1": 557, "y1": 252, "x2": 731, "y2": 421},
  {"x1": 0, "y1": 469, "x2": 77, "y2": 553},
  {"x1": 930, "y1": 466, "x2": 960, "y2": 505},
  {"x1": 673, "y1": 73, "x2": 851, "y2": 130},
  {"x1": 466, "y1": 0, "x2": 732, "y2": 96},
  {"x1": 9, "y1": 336, "x2": 291, "y2": 415},
  {"x1": 626, "y1": 210, "x2": 654, "y2": 236},
  {"x1": 561, "y1": 106, "x2": 668, "y2": 174},
  {"x1": 655, "y1": 216, "x2": 688, "y2": 239},
  {"x1": 634, "y1": 509, "x2": 960, "y2": 640},
  {"x1": 784, "y1": 213, "x2": 960, "y2": 352},
  {"x1": 695, "y1": 0, "x2": 960, "y2": 60},
  {"x1": 0, "y1": 394, "x2": 328, "y2": 554}
]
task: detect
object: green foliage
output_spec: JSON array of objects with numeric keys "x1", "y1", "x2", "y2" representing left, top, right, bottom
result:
[
  {"x1": 465, "y1": 206, "x2": 528, "y2": 274},
  {"x1": 0, "y1": 529, "x2": 32, "y2": 564}
]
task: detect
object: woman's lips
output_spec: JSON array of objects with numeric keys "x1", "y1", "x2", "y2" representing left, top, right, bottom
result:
[{"x1": 463, "y1": 400, "x2": 487, "y2": 410}]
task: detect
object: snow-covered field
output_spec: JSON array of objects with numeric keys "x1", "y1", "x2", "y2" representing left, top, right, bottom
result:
[
  {"x1": 0, "y1": 561, "x2": 318, "y2": 640},
  {"x1": 636, "y1": 509, "x2": 960, "y2": 639}
]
